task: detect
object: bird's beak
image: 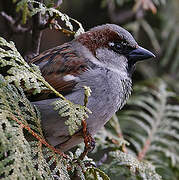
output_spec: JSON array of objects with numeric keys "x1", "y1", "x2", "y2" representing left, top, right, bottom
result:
[{"x1": 128, "y1": 46, "x2": 155, "y2": 62}]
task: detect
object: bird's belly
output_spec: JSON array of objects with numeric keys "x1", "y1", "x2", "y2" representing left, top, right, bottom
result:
[
  {"x1": 32, "y1": 80, "x2": 128, "y2": 149},
  {"x1": 85, "y1": 93, "x2": 121, "y2": 135},
  {"x1": 33, "y1": 89, "x2": 120, "y2": 135},
  {"x1": 66, "y1": 87, "x2": 122, "y2": 135}
]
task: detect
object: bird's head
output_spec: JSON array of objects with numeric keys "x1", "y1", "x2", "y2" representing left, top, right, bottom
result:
[{"x1": 76, "y1": 24, "x2": 155, "y2": 77}]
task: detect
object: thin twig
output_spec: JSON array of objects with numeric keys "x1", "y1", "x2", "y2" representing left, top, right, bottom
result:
[
  {"x1": 24, "y1": 0, "x2": 44, "y2": 61},
  {"x1": 11, "y1": 114, "x2": 69, "y2": 159},
  {"x1": 0, "y1": 11, "x2": 29, "y2": 34},
  {"x1": 111, "y1": 114, "x2": 128, "y2": 153},
  {"x1": 138, "y1": 139, "x2": 151, "y2": 160},
  {"x1": 31, "y1": 13, "x2": 42, "y2": 54}
]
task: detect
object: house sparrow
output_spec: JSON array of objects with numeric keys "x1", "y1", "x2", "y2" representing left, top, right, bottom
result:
[{"x1": 30, "y1": 24, "x2": 155, "y2": 152}]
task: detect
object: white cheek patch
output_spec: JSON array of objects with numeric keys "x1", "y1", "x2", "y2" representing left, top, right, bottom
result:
[{"x1": 63, "y1": 74, "x2": 79, "y2": 82}]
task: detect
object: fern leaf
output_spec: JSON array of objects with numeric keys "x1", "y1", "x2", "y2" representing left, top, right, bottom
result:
[
  {"x1": 117, "y1": 79, "x2": 179, "y2": 178},
  {"x1": 14, "y1": 0, "x2": 84, "y2": 35},
  {"x1": 0, "y1": 77, "x2": 41, "y2": 179},
  {"x1": 0, "y1": 37, "x2": 47, "y2": 94},
  {"x1": 52, "y1": 99, "x2": 91, "y2": 136},
  {"x1": 0, "y1": 74, "x2": 71, "y2": 179},
  {"x1": 104, "y1": 150, "x2": 162, "y2": 180}
]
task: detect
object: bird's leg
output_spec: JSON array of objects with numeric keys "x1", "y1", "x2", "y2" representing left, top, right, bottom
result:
[
  {"x1": 79, "y1": 119, "x2": 95, "y2": 160},
  {"x1": 82, "y1": 119, "x2": 96, "y2": 152}
]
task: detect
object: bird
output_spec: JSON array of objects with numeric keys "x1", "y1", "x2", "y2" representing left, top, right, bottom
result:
[{"x1": 30, "y1": 24, "x2": 155, "y2": 152}]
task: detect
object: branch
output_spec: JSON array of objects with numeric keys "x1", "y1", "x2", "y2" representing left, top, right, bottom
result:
[
  {"x1": 24, "y1": 1, "x2": 63, "y2": 61},
  {"x1": 111, "y1": 114, "x2": 128, "y2": 153},
  {"x1": 26, "y1": 13, "x2": 42, "y2": 60},
  {"x1": 24, "y1": 0, "x2": 44, "y2": 61},
  {"x1": 0, "y1": 11, "x2": 29, "y2": 34},
  {"x1": 137, "y1": 139, "x2": 151, "y2": 160},
  {"x1": 137, "y1": 87, "x2": 166, "y2": 160}
]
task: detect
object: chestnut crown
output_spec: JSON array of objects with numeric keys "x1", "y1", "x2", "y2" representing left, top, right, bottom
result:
[{"x1": 76, "y1": 24, "x2": 155, "y2": 63}]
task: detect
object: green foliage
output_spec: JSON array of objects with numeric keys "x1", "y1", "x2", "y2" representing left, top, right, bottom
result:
[
  {"x1": 85, "y1": 167, "x2": 110, "y2": 180},
  {"x1": 52, "y1": 99, "x2": 91, "y2": 136},
  {"x1": 102, "y1": 151, "x2": 161, "y2": 180},
  {"x1": 0, "y1": 37, "x2": 46, "y2": 94},
  {"x1": 94, "y1": 80, "x2": 179, "y2": 180},
  {"x1": 0, "y1": 36, "x2": 108, "y2": 179},
  {"x1": 66, "y1": 148, "x2": 110, "y2": 180},
  {"x1": 52, "y1": 86, "x2": 92, "y2": 135},
  {"x1": 119, "y1": 80, "x2": 179, "y2": 179},
  {"x1": 0, "y1": 77, "x2": 40, "y2": 179},
  {"x1": 0, "y1": 36, "x2": 91, "y2": 137},
  {"x1": 13, "y1": 0, "x2": 84, "y2": 35},
  {"x1": 14, "y1": 0, "x2": 30, "y2": 24},
  {"x1": 0, "y1": 75, "x2": 70, "y2": 179}
]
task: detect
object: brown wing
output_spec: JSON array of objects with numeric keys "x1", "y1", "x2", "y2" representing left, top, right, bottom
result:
[{"x1": 28, "y1": 43, "x2": 88, "y2": 101}]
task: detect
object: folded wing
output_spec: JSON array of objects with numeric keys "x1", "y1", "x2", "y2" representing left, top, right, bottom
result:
[{"x1": 28, "y1": 43, "x2": 88, "y2": 101}]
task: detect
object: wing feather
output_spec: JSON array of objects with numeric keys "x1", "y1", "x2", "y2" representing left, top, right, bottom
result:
[{"x1": 28, "y1": 43, "x2": 88, "y2": 101}]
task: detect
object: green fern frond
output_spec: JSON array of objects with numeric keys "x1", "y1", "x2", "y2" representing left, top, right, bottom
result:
[
  {"x1": 117, "y1": 79, "x2": 179, "y2": 178},
  {"x1": 0, "y1": 115, "x2": 41, "y2": 179},
  {"x1": 152, "y1": 0, "x2": 166, "y2": 6},
  {"x1": 109, "y1": 151, "x2": 162, "y2": 180},
  {"x1": 15, "y1": 0, "x2": 30, "y2": 24},
  {"x1": 99, "y1": 149, "x2": 161, "y2": 180},
  {"x1": 67, "y1": 148, "x2": 109, "y2": 180},
  {"x1": 0, "y1": 37, "x2": 47, "y2": 94},
  {"x1": 0, "y1": 76, "x2": 44, "y2": 179},
  {"x1": 0, "y1": 74, "x2": 71, "y2": 179},
  {"x1": 0, "y1": 36, "x2": 98, "y2": 179},
  {"x1": 14, "y1": 0, "x2": 85, "y2": 35},
  {"x1": 52, "y1": 99, "x2": 92, "y2": 136},
  {"x1": 0, "y1": 35, "x2": 92, "y2": 145},
  {"x1": 51, "y1": 86, "x2": 92, "y2": 136},
  {"x1": 85, "y1": 167, "x2": 110, "y2": 180}
]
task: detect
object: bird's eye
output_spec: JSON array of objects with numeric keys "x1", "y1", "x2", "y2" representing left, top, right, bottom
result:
[
  {"x1": 109, "y1": 42, "x2": 132, "y2": 54},
  {"x1": 109, "y1": 42, "x2": 122, "y2": 51}
]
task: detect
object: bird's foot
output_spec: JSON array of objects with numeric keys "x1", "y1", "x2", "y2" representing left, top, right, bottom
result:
[
  {"x1": 84, "y1": 133, "x2": 96, "y2": 152},
  {"x1": 82, "y1": 119, "x2": 96, "y2": 152},
  {"x1": 79, "y1": 120, "x2": 96, "y2": 160}
]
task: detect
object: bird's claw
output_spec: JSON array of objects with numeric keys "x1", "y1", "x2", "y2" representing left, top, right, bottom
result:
[
  {"x1": 84, "y1": 133, "x2": 96, "y2": 152},
  {"x1": 79, "y1": 120, "x2": 96, "y2": 160}
]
